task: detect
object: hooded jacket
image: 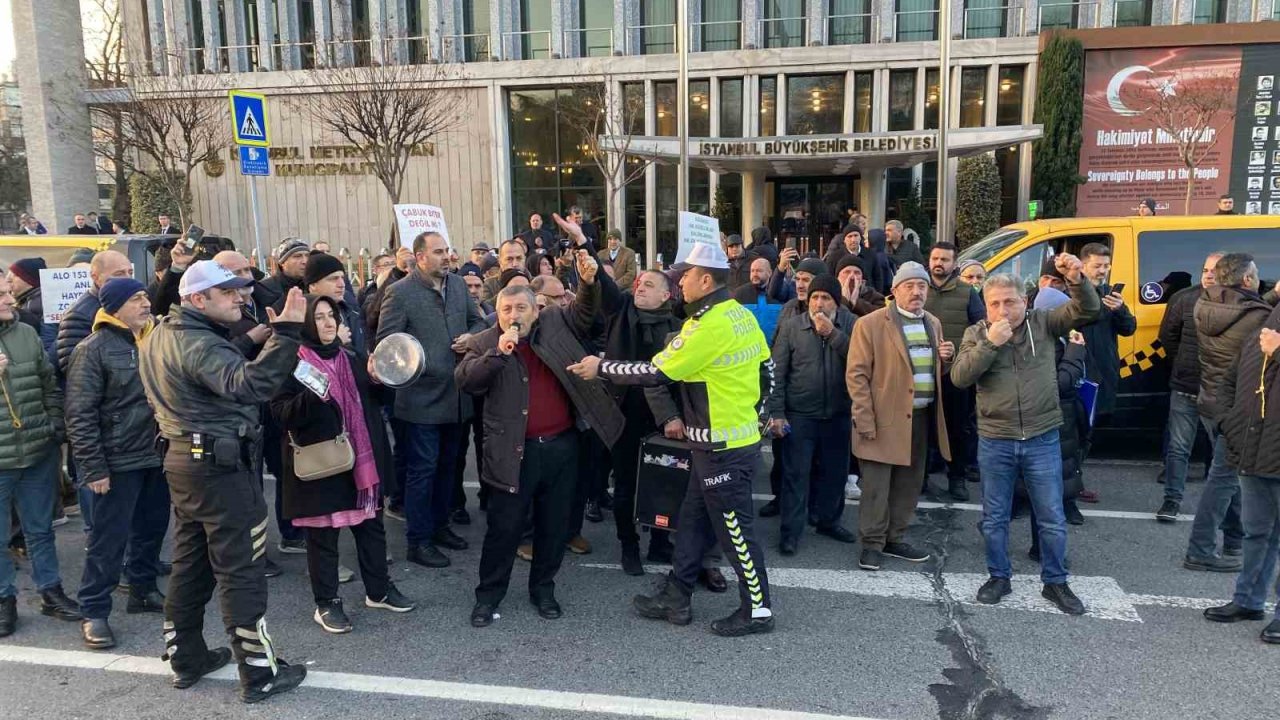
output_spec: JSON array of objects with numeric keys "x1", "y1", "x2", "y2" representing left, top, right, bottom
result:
[
  {"x1": 65, "y1": 311, "x2": 161, "y2": 485},
  {"x1": 1195, "y1": 284, "x2": 1272, "y2": 422},
  {"x1": 1157, "y1": 285, "x2": 1205, "y2": 396},
  {"x1": 0, "y1": 316, "x2": 62, "y2": 469},
  {"x1": 1221, "y1": 304, "x2": 1280, "y2": 477},
  {"x1": 748, "y1": 227, "x2": 780, "y2": 267},
  {"x1": 864, "y1": 229, "x2": 894, "y2": 295}
]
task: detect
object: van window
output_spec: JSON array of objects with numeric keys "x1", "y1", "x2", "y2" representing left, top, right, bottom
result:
[
  {"x1": 991, "y1": 242, "x2": 1050, "y2": 296},
  {"x1": 957, "y1": 228, "x2": 1027, "y2": 264},
  {"x1": 1136, "y1": 228, "x2": 1280, "y2": 305}
]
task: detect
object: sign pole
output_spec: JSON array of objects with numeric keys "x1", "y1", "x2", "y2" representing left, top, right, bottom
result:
[
  {"x1": 935, "y1": 5, "x2": 953, "y2": 246},
  {"x1": 249, "y1": 175, "x2": 266, "y2": 272},
  {"x1": 676, "y1": 0, "x2": 690, "y2": 213}
]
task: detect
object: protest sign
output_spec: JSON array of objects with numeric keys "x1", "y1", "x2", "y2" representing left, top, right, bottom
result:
[
  {"x1": 394, "y1": 204, "x2": 450, "y2": 249},
  {"x1": 39, "y1": 267, "x2": 92, "y2": 324},
  {"x1": 675, "y1": 211, "x2": 720, "y2": 264}
]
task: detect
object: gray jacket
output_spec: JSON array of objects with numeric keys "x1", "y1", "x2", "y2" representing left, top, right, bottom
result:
[
  {"x1": 768, "y1": 307, "x2": 855, "y2": 420},
  {"x1": 139, "y1": 306, "x2": 302, "y2": 441},
  {"x1": 376, "y1": 269, "x2": 486, "y2": 425}
]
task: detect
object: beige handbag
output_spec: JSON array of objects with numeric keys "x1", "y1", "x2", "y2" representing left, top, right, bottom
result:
[{"x1": 288, "y1": 427, "x2": 355, "y2": 481}]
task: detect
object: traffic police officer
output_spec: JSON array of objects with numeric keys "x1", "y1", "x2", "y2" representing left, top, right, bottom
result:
[
  {"x1": 138, "y1": 260, "x2": 308, "y2": 702},
  {"x1": 568, "y1": 241, "x2": 776, "y2": 637}
]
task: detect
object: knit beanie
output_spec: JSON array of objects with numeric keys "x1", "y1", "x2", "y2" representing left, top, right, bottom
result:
[
  {"x1": 100, "y1": 277, "x2": 147, "y2": 314},
  {"x1": 807, "y1": 274, "x2": 843, "y2": 303},
  {"x1": 836, "y1": 253, "x2": 869, "y2": 277},
  {"x1": 796, "y1": 258, "x2": 828, "y2": 277},
  {"x1": 68, "y1": 248, "x2": 96, "y2": 266},
  {"x1": 499, "y1": 268, "x2": 530, "y2": 288},
  {"x1": 891, "y1": 261, "x2": 930, "y2": 289},
  {"x1": 8, "y1": 258, "x2": 46, "y2": 288},
  {"x1": 304, "y1": 251, "x2": 346, "y2": 287},
  {"x1": 275, "y1": 238, "x2": 310, "y2": 264}
]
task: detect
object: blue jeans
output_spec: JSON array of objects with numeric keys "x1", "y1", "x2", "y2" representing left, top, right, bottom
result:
[
  {"x1": 77, "y1": 467, "x2": 171, "y2": 619},
  {"x1": 0, "y1": 448, "x2": 64, "y2": 597},
  {"x1": 1163, "y1": 392, "x2": 1200, "y2": 502},
  {"x1": 979, "y1": 430, "x2": 1069, "y2": 585},
  {"x1": 1186, "y1": 422, "x2": 1244, "y2": 560},
  {"x1": 1233, "y1": 474, "x2": 1280, "y2": 616},
  {"x1": 404, "y1": 422, "x2": 461, "y2": 547}
]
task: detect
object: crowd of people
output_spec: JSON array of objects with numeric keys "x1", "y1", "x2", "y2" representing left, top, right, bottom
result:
[{"x1": 1, "y1": 204, "x2": 1279, "y2": 706}]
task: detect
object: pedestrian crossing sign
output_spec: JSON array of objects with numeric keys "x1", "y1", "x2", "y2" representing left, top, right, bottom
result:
[{"x1": 229, "y1": 90, "x2": 270, "y2": 147}]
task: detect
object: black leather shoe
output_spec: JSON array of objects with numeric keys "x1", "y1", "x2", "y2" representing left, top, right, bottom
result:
[
  {"x1": 947, "y1": 478, "x2": 969, "y2": 502},
  {"x1": 39, "y1": 585, "x2": 82, "y2": 621},
  {"x1": 1184, "y1": 555, "x2": 1242, "y2": 572},
  {"x1": 710, "y1": 608, "x2": 774, "y2": 637},
  {"x1": 758, "y1": 500, "x2": 780, "y2": 518},
  {"x1": 1262, "y1": 618, "x2": 1280, "y2": 644},
  {"x1": 471, "y1": 603, "x2": 496, "y2": 628},
  {"x1": 1042, "y1": 582, "x2": 1086, "y2": 615},
  {"x1": 81, "y1": 618, "x2": 116, "y2": 650},
  {"x1": 1064, "y1": 500, "x2": 1085, "y2": 526},
  {"x1": 450, "y1": 508, "x2": 472, "y2": 526},
  {"x1": 816, "y1": 525, "x2": 857, "y2": 544},
  {"x1": 779, "y1": 537, "x2": 798, "y2": 556},
  {"x1": 127, "y1": 589, "x2": 166, "y2": 614},
  {"x1": 598, "y1": 492, "x2": 614, "y2": 512},
  {"x1": 0, "y1": 595, "x2": 14, "y2": 637},
  {"x1": 172, "y1": 647, "x2": 232, "y2": 689},
  {"x1": 698, "y1": 567, "x2": 728, "y2": 593},
  {"x1": 532, "y1": 596, "x2": 562, "y2": 620},
  {"x1": 432, "y1": 528, "x2": 469, "y2": 551},
  {"x1": 1204, "y1": 602, "x2": 1266, "y2": 623},
  {"x1": 584, "y1": 500, "x2": 604, "y2": 523},
  {"x1": 239, "y1": 660, "x2": 306, "y2": 704},
  {"x1": 407, "y1": 544, "x2": 451, "y2": 568},
  {"x1": 976, "y1": 577, "x2": 1012, "y2": 605},
  {"x1": 634, "y1": 579, "x2": 692, "y2": 625},
  {"x1": 620, "y1": 545, "x2": 645, "y2": 576}
]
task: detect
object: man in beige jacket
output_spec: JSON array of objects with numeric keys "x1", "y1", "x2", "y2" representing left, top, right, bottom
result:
[{"x1": 846, "y1": 261, "x2": 953, "y2": 571}]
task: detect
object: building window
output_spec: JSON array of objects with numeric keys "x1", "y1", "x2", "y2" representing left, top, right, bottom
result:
[
  {"x1": 1039, "y1": 2, "x2": 1080, "y2": 30},
  {"x1": 509, "y1": 87, "x2": 606, "y2": 236},
  {"x1": 764, "y1": 0, "x2": 807, "y2": 49},
  {"x1": 996, "y1": 66, "x2": 1025, "y2": 126},
  {"x1": 578, "y1": 1, "x2": 613, "y2": 57},
  {"x1": 461, "y1": 0, "x2": 492, "y2": 61},
  {"x1": 642, "y1": 0, "x2": 677, "y2": 54},
  {"x1": 689, "y1": 80, "x2": 712, "y2": 136},
  {"x1": 624, "y1": 175, "x2": 648, "y2": 258},
  {"x1": 829, "y1": 0, "x2": 871, "y2": 45},
  {"x1": 885, "y1": 167, "x2": 914, "y2": 220},
  {"x1": 655, "y1": 81, "x2": 678, "y2": 136},
  {"x1": 1113, "y1": 0, "x2": 1151, "y2": 26},
  {"x1": 622, "y1": 82, "x2": 645, "y2": 135},
  {"x1": 702, "y1": 0, "x2": 742, "y2": 51},
  {"x1": 995, "y1": 147, "x2": 1020, "y2": 225},
  {"x1": 888, "y1": 69, "x2": 916, "y2": 131},
  {"x1": 1192, "y1": 0, "x2": 1226, "y2": 23},
  {"x1": 964, "y1": 0, "x2": 1006, "y2": 38},
  {"x1": 718, "y1": 173, "x2": 743, "y2": 234},
  {"x1": 896, "y1": 0, "x2": 938, "y2": 41},
  {"x1": 924, "y1": 68, "x2": 939, "y2": 130},
  {"x1": 760, "y1": 76, "x2": 778, "y2": 136},
  {"x1": 787, "y1": 74, "x2": 844, "y2": 135},
  {"x1": 519, "y1": 0, "x2": 552, "y2": 59},
  {"x1": 853, "y1": 71, "x2": 873, "y2": 132},
  {"x1": 657, "y1": 165, "x2": 678, "y2": 259},
  {"x1": 959, "y1": 67, "x2": 987, "y2": 128},
  {"x1": 922, "y1": 160, "x2": 938, "y2": 225},
  {"x1": 720, "y1": 78, "x2": 745, "y2": 137}
]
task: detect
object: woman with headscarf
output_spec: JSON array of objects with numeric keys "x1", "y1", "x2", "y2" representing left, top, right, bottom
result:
[
  {"x1": 272, "y1": 295, "x2": 415, "y2": 635},
  {"x1": 526, "y1": 253, "x2": 555, "y2": 278}
]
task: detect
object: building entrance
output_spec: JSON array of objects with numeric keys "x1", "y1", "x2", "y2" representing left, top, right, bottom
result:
[{"x1": 766, "y1": 176, "x2": 859, "y2": 254}]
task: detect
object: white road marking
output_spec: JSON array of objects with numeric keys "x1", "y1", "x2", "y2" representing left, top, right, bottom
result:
[
  {"x1": 582, "y1": 564, "x2": 1271, "y2": 623},
  {"x1": 0, "y1": 644, "x2": 890, "y2": 720}
]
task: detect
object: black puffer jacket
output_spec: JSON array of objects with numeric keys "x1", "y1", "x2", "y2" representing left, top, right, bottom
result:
[
  {"x1": 1158, "y1": 285, "x2": 1204, "y2": 395},
  {"x1": 53, "y1": 287, "x2": 101, "y2": 378},
  {"x1": 1222, "y1": 304, "x2": 1280, "y2": 476},
  {"x1": 1195, "y1": 285, "x2": 1271, "y2": 422},
  {"x1": 64, "y1": 312, "x2": 162, "y2": 485}
]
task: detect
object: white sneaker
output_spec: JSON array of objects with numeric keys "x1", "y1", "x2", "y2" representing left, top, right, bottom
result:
[
  {"x1": 338, "y1": 564, "x2": 355, "y2": 583},
  {"x1": 845, "y1": 475, "x2": 862, "y2": 500}
]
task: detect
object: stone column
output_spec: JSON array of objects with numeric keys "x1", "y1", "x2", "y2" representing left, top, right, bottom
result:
[
  {"x1": 279, "y1": 0, "x2": 304, "y2": 70},
  {"x1": 143, "y1": 0, "x2": 168, "y2": 75},
  {"x1": 613, "y1": 0, "x2": 630, "y2": 55},
  {"x1": 743, "y1": 0, "x2": 763, "y2": 49},
  {"x1": 225, "y1": 0, "x2": 250, "y2": 72},
  {"x1": 808, "y1": 0, "x2": 825, "y2": 45},
  {"x1": 861, "y1": 167, "x2": 887, "y2": 229},
  {"x1": 119, "y1": 0, "x2": 151, "y2": 75},
  {"x1": 386, "y1": 0, "x2": 409, "y2": 64},
  {"x1": 163, "y1": 0, "x2": 192, "y2": 74},
  {"x1": 202, "y1": 0, "x2": 224, "y2": 72},
  {"x1": 426, "y1": 0, "x2": 446, "y2": 63},
  {"x1": 333, "y1": 0, "x2": 356, "y2": 66},
  {"x1": 742, "y1": 171, "x2": 766, "y2": 233},
  {"x1": 12, "y1": 0, "x2": 100, "y2": 232},
  {"x1": 551, "y1": 0, "x2": 569, "y2": 58},
  {"x1": 494, "y1": 0, "x2": 520, "y2": 61},
  {"x1": 312, "y1": 0, "x2": 334, "y2": 66},
  {"x1": 877, "y1": 0, "x2": 897, "y2": 41},
  {"x1": 256, "y1": 0, "x2": 277, "y2": 70}
]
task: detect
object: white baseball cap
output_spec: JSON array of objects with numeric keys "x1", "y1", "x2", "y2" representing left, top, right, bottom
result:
[
  {"x1": 670, "y1": 242, "x2": 730, "y2": 273},
  {"x1": 179, "y1": 260, "x2": 254, "y2": 297}
]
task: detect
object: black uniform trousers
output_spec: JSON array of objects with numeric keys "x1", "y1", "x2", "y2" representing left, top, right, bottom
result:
[
  {"x1": 162, "y1": 443, "x2": 273, "y2": 673},
  {"x1": 304, "y1": 514, "x2": 390, "y2": 604},
  {"x1": 671, "y1": 442, "x2": 771, "y2": 614},
  {"x1": 475, "y1": 431, "x2": 578, "y2": 607}
]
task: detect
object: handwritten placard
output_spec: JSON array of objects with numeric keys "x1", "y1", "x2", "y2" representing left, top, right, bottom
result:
[
  {"x1": 39, "y1": 268, "x2": 93, "y2": 324},
  {"x1": 394, "y1": 204, "x2": 451, "y2": 250},
  {"x1": 675, "y1": 211, "x2": 721, "y2": 264}
]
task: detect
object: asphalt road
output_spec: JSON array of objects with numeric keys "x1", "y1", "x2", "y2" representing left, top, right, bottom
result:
[{"x1": 1, "y1": 440, "x2": 1274, "y2": 720}]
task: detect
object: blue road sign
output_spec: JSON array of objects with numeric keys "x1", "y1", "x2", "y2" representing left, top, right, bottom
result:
[
  {"x1": 229, "y1": 90, "x2": 269, "y2": 146},
  {"x1": 239, "y1": 146, "x2": 270, "y2": 176}
]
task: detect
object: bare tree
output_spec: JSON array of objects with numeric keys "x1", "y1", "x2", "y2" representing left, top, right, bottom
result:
[
  {"x1": 1138, "y1": 71, "x2": 1240, "y2": 215},
  {"x1": 296, "y1": 62, "x2": 467, "y2": 247},
  {"x1": 555, "y1": 80, "x2": 659, "y2": 230},
  {"x1": 81, "y1": 0, "x2": 132, "y2": 226}
]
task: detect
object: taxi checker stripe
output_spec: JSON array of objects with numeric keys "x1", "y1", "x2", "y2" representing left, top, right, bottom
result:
[{"x1": 723, "y1": 511, "x2": 764, "y2": 608}]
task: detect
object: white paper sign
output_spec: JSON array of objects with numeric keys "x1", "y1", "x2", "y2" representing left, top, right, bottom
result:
[
  {"x1": 675, "y1": 211, "x2": 721, "y2": 264},
  {"x1": 39, "y1": 268, "x2": 93, "y2": 324},
  {"x1": 394, "y1": 204, "x2": 450, "y2": 250}
]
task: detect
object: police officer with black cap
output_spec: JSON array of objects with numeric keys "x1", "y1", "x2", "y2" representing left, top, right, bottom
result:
[{"x1": 138, "y1": 260, "x2": 309, "y2": 702}]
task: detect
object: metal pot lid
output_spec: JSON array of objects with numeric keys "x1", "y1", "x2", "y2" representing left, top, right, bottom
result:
[{"x1": 371, "y1": 332, "x2": 425, "y2": 388}]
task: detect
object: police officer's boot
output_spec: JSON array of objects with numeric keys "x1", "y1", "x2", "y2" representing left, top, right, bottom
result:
[
  {"x1": 163, "y1": 620, "x2": 231, "y2": 689},
  {"x1": 711, "y1": 607, "x2": 775, "y2": 637},
  {"x1": 633, "y1": 575, "x2": 692, "y2": 626},
  {"x1": 232, "y1": 619, "x2": 307, "y2": 704}
]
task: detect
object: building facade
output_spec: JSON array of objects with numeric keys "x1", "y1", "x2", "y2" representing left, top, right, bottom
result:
[{"x1": 19, "y1": 0, "x2": 1280, "y2": 262}]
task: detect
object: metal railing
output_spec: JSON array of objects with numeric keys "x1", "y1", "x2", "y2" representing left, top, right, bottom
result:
[
  {"x1": 694, "y1": 18, "x2": 744, "y2": 51},
  {"x1": 501, "y1": 29, "x2": 553, "y2": 60},
  {"x1": 561, "y1": 27, "x2": 615, "y2": 57},
  {"x1": 442, "y1": 32, "x2": 492, "y2": 62},
  {"x1": 626, "y1": 22, "x2": 677, "y2": 55},
  {"x1": 894, "y1": 9, "x2": 940, "y2": 42},
  {"x1": 1037, "y1": 1, "x2": 1100, "y2": 30},
  {"x1": 759, "y1": 16, "x2": 809, "y2": 48},
  {"x1": 825, "y1": 13, "x2": 877, "y2": 45},
  {"x1": 962, "y1": 5, "x2": 1027, "y2": 38},
  {"x1": 1111, "y1": 0, "x2": 1151, "y2": 26}
]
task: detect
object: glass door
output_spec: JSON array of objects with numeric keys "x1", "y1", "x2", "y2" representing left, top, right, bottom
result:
[{"x1": 770, "y1": 177, "x2": 857, "y2": 254}]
